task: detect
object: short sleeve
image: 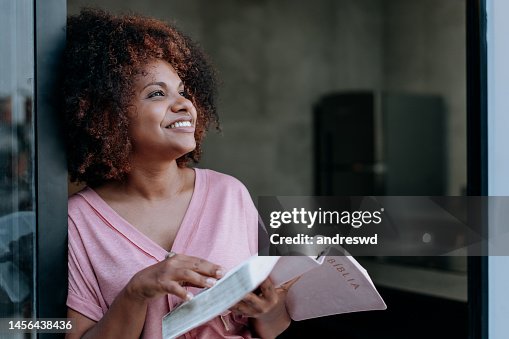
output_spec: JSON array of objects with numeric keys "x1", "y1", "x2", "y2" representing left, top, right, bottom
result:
[{"x1": 67, "y1": 216, "x2": 104, "y2": 322}]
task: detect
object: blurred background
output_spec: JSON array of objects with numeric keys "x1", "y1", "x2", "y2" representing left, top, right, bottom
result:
[{"x1": 37, "y1": 0, "x2": 463, "y2": 337}]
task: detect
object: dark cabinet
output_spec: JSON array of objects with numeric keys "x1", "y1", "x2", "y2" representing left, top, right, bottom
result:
[{"x1": 314, "y1": 91, "x2": 446, "y2": 196}]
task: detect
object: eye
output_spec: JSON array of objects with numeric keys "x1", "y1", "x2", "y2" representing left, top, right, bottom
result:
[
  {"x1": 179, "y1": 89, "x2": 190, "y2": 98},
  {"x1": 148, "y1": 90, "x2": 165, "y2": 98}
]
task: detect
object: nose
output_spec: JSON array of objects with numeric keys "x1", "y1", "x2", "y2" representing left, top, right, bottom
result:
[{"x1": 171, "y1": 96, "x2": 194, "y2": 114}]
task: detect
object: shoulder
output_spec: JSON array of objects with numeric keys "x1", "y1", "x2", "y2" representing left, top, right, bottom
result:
[
  {"x1": 68, "y1": 187, "x2": 93, "y2": 216},
  {"x1": 198, "y1": 168, "x2": 250, "y2": 194},
  {"x1": 68, "y1": 189, "x2": 85, "y2": 208},
  {"x1": 196, "y1": 168, "x2": 255, "y2": 207},
  {"x1": 67, "y1": 187, "x2": 102, "y2": 234}
]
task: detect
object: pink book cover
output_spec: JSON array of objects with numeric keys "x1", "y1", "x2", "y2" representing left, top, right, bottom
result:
[{"x1": 269, "y1": 251, "x2": 386, "y2": 321}]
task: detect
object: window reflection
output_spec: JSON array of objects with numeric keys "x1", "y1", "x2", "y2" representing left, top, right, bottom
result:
[{"x1": 0, "y1": 0, "x2": 35, "y2": 320}]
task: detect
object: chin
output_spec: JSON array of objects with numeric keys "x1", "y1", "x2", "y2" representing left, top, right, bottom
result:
[{"x1": 174, "y1": 143, "x2": 196, "y2": 157}]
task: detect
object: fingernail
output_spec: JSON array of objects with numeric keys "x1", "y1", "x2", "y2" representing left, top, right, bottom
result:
[
  {"x1": 206, "y1": 277, "x2": 217, "y2": 287},
  {"x1": 186, "y1": 292, "x2": 194, "y2": 301},
  {"x1": 216, "y1": 269, "x2": 224, "y2": 277}
]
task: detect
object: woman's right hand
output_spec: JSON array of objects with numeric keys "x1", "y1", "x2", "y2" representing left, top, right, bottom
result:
[{"x1": 125, "y1": 253, "x2": 224, "y2": 303}]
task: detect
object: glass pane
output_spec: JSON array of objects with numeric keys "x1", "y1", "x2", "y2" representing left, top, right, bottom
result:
[{"x1": 0, "y1": 0, "x2": 35, "y2": 321}]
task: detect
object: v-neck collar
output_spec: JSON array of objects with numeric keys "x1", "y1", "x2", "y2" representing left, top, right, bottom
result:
[{"x1": 77, "y1": 167, "x2": 208, "y2": 262}]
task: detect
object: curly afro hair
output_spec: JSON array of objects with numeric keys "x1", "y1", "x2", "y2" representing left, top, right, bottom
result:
[{"x1": 62, "y1": 8, "x2": 219, "y2": 187}]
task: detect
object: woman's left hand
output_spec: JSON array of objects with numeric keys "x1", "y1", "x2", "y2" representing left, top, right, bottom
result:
[{"x1": 230, "y1": 277, "x2": 299, "y2": 338}]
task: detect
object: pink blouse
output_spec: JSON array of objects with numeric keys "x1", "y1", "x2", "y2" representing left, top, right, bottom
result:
[{"x1": 67, "y1": 168, "x2": 259, "y2": 338}]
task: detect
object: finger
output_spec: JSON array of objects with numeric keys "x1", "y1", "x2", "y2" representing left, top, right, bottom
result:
[
  {"x1": 278, "y1": 276, "x2": 301, "y2": 292},
  {"x1": 259, "y1": 278, "x2": 276, "y2": 300},
  {"x1": 160, "y1": 281, "x2": 193, "y2": 301},
  {"x1": 173, "y1": 268, "x2": 218, "y2": 289},
  {"x1": 174, "y1": 255, "x2": 224, "y2": 279},
  {"x1": 241, "y1": 293, "x2": 265, "y2": 313},
  {"x1": 274, "y1": 276, "x2": 301, "y2": 294},
  {"x1": 228, "y1": 302, "x2": 239, "y2": 313},
  {"x1": 235, "y1": 300, "x2": 259, "y2": 317}
]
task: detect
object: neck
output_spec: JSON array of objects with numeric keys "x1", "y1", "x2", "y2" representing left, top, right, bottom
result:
[{"x1": 119, "y1": 158, "x2": 187, "y2": 201}]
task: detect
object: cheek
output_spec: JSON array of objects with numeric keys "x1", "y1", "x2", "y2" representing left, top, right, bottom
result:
[
  {"x1": 131, "y1": 107, "x2": 165, "y2": 130},
  {"x1": 192, "y1": 108, "x2": 200, "y2": 126},
  {"x1": 127, "y1": 118, "x2": 160, "y2": 145}
]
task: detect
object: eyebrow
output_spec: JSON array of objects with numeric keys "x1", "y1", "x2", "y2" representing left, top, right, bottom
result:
[{"x1": 141, "y1": 81, "x2": 184, "y2": 92}]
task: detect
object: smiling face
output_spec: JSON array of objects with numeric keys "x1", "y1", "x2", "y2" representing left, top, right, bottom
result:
[{"x1": 128, "y1": 59, "x2": 198, "y2": 162}]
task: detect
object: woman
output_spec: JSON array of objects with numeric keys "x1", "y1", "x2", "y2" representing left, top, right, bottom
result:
[{"x1": 64, "y1": 9, "x2": 291, "y2": 339}]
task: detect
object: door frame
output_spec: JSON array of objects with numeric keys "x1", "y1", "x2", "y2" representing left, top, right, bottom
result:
[
  {"x1": 35, "y1": 0, "x2": 68, "y2": 328},
  {"x1": 466, "y1": 0, "x2": 488, "y2": 339}
]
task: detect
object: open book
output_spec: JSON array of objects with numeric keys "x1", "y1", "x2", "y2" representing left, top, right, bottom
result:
[{"x1": 162, "y1": 250, "x2": 386, "y2": 339}]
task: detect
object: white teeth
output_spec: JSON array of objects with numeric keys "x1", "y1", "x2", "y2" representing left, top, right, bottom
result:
[{"x1": 168, "y1": 121, "x2": 192, "y2": 129}]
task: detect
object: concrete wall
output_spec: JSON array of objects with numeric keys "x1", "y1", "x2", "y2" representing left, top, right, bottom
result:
[
  {"x1": 197, "y1": 0, "x2": 384, "y2": 196},
  {"x1": 383, "y1": 0, "x2": 466, "y2": 195},
  {"x1": 67, "y1": 0, "x2": 466, "y2": 198}
]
